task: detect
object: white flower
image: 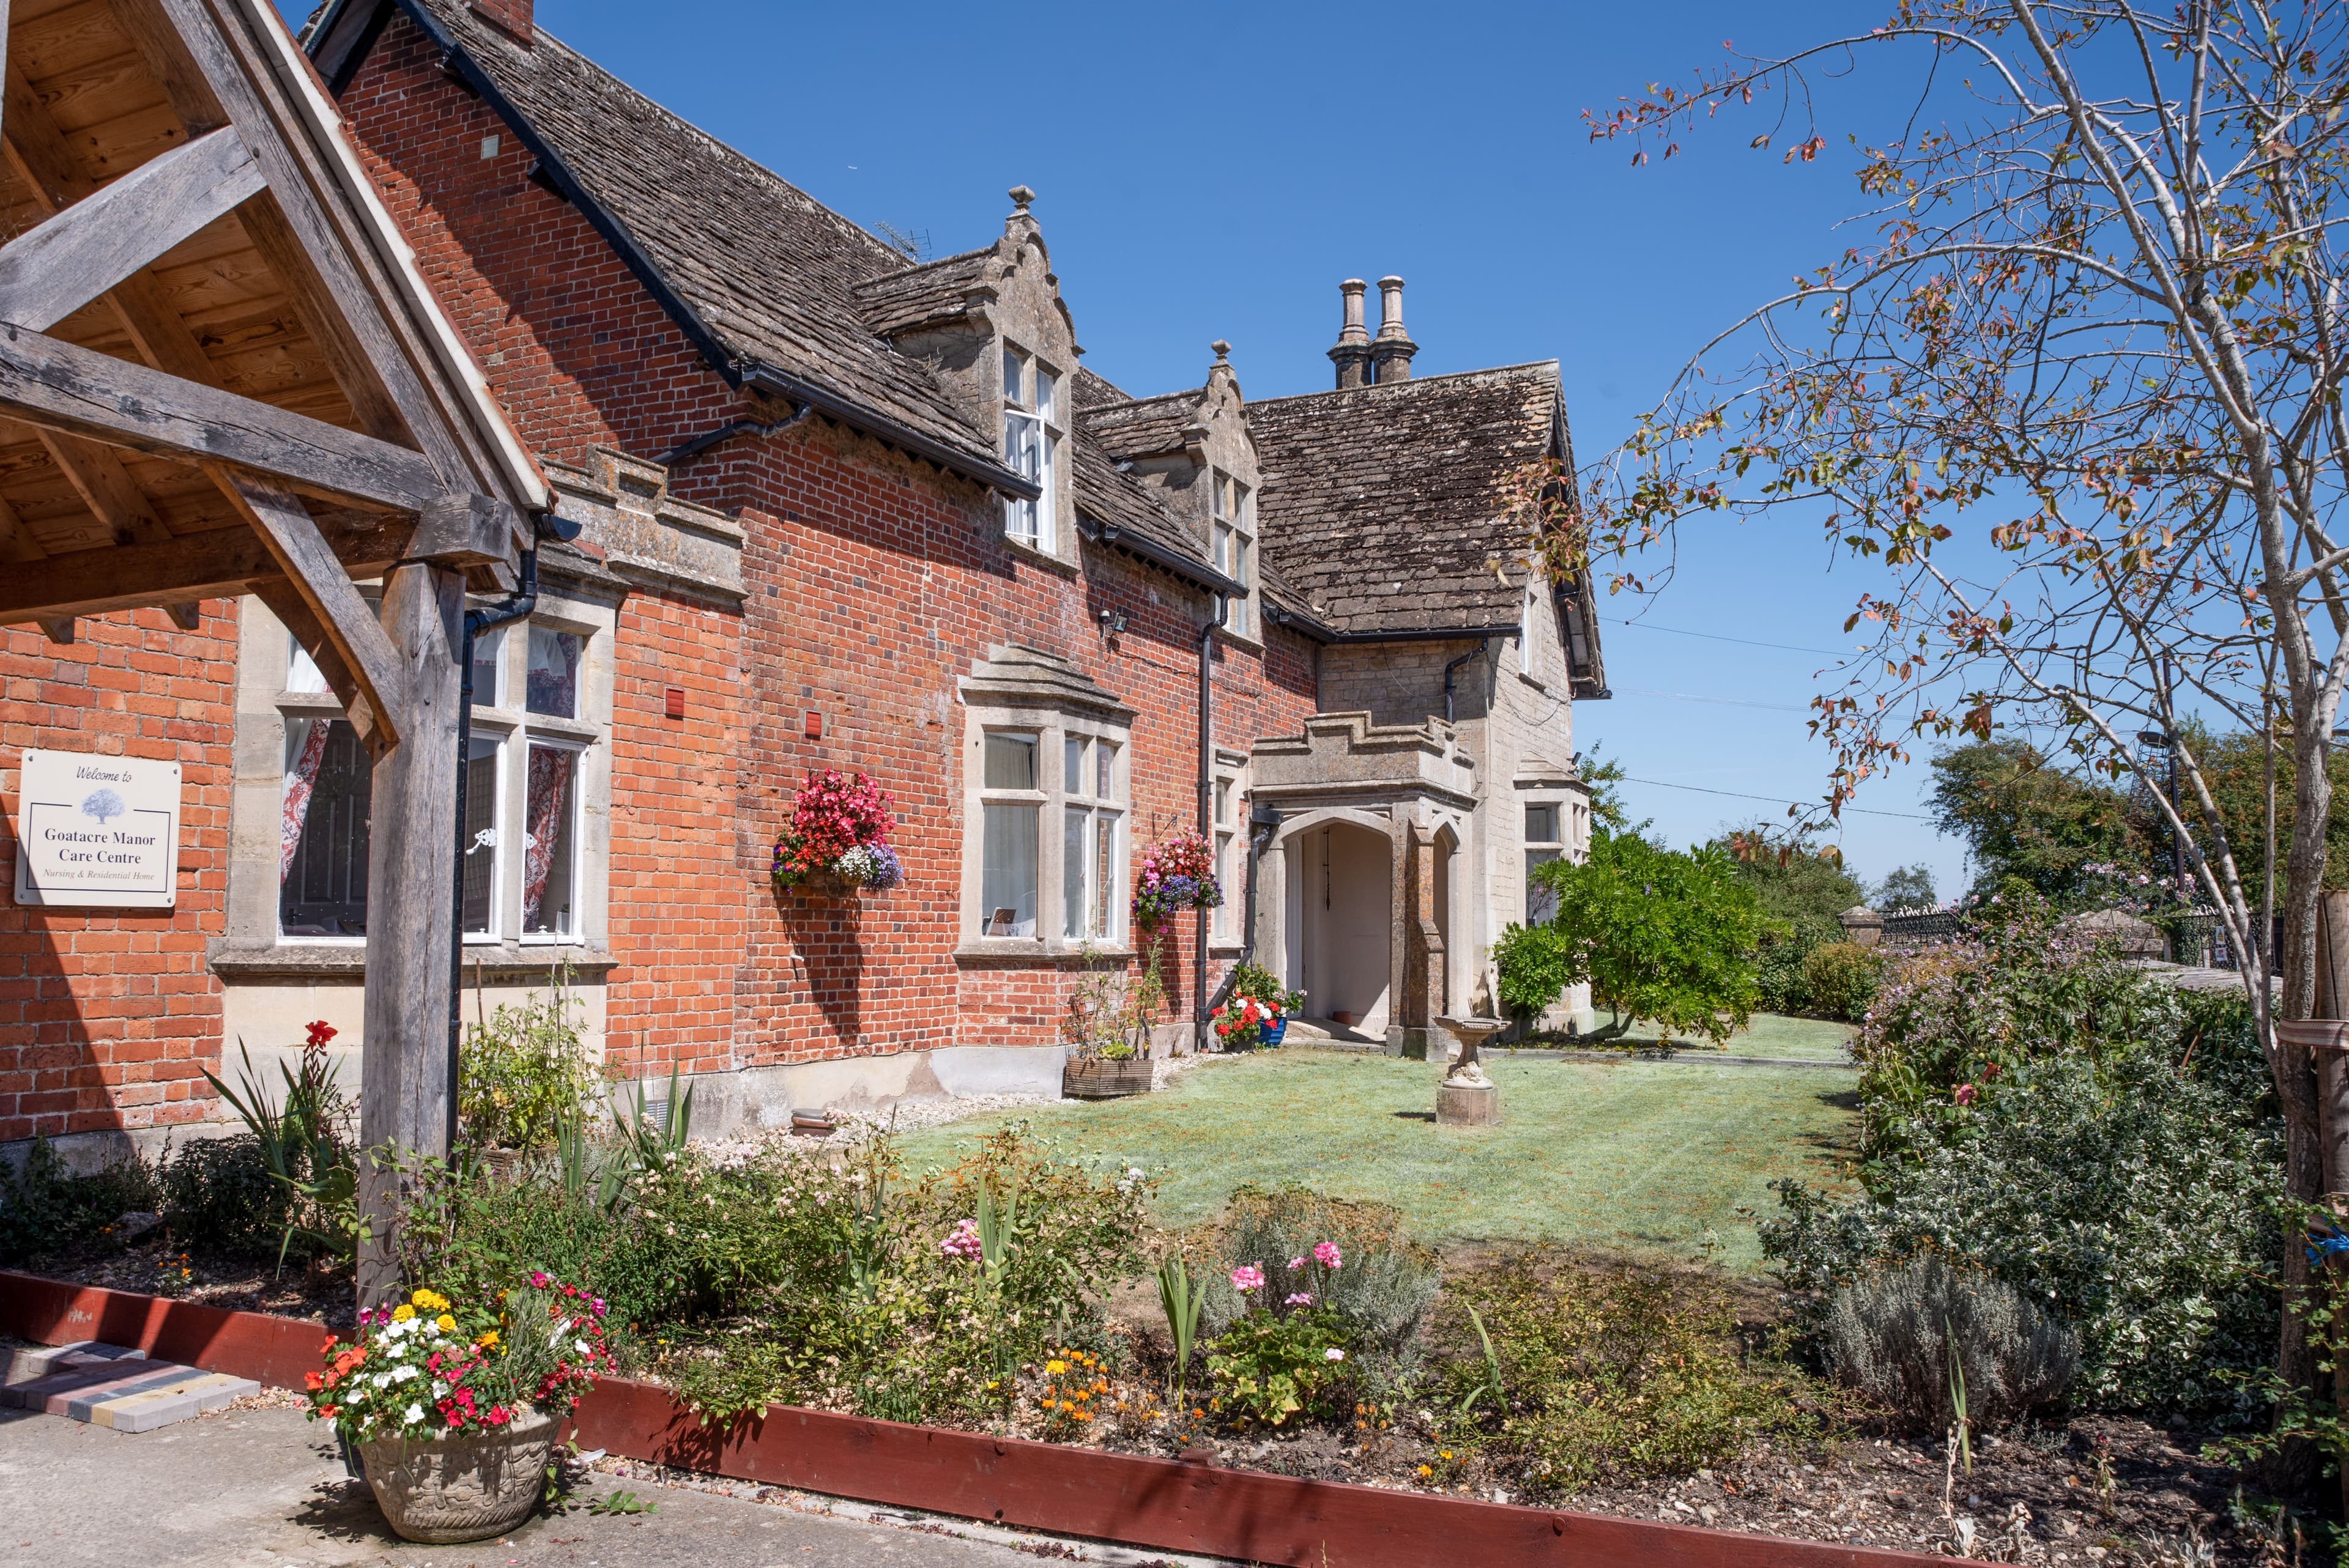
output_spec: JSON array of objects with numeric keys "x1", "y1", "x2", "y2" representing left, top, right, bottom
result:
[
  {"x1": 576, "y1": 1339, "x2": 593, "y2": 1356},
  {"x1": 373, "y1": 1372, "x2": 392, "y2": 1389},
  {"x1": 1324, "y1": 1348, "x2": 1345, "y2": 1361},
  {"x1": 404, "y1": 1402, "x2": 426, "y2": 1426}
]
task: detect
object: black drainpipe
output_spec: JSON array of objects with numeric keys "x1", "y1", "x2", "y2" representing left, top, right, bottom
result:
[
  {"x1": 653, "y1": 400, "x2": 812, "y2": 470},
  {"x1": 1195, "y1": 598, "x2": 1223, "y2": 1047},
  {"x1": 445, "y1": 550, "x2": 540, "y2": 1150},
  {"x1": 1442, "y1": 639, "x2": 1490, "y2": 724}
]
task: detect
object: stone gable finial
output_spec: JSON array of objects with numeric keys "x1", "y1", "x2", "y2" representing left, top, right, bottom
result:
[
  {"x1": 1211, "y1": 339, "x2": 1231, "y2": 362},
  {"x1": 1008, "y1": 185, "x2": 1036, "y2": 213}
]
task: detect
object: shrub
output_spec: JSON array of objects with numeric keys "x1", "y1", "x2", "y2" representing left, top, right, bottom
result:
[
  {"x1": 1800, "y1": 942, "x2": 1884, "y2": 1023},
  {"x1": 1761, "y1": 1051, "x2": 2278, "y2": 1416},
  {"x1": 158, "y1": 1135, "x2": 299, "y2": 1262},
  {"x1": 1825, "y1": 1254, "x2": 2077, "y2": 1430},
  {"x1": 459, "y1": 973, "x2": 603, "y2": 1152},
  {"x1": 0, "y1": 1139, "x2": 155, "y2": 1266},
  {"x1": 1434, "y1": 1249, "x2": 1829, "y2": 1496},
  {"x1": 1204, "y1": 1186, "x2": 1438, "y2": 1378},
  {"x1": 1494, "y1": 922, "x2": 1576, "y2": 1018},
  {"x1": 1755, "y1": 916, "x2": 1836, "y2": 1015},
  {"x1": 1207, "y1": 1304, "x2": 1356, "y2": 1427},
  {"x1": 1534, "y1": 834, "x2": 1764, "y2": 1045}
]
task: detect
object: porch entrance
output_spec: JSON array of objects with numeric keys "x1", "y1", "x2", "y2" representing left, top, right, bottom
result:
[{"x1": 1290, "y1": 819, "x2": 1392, "y2": 1035}]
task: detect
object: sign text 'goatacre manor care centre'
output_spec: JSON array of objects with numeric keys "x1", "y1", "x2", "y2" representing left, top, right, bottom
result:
[{"x1": 12, "y1": 750, "x2": 181, "y2": 909}]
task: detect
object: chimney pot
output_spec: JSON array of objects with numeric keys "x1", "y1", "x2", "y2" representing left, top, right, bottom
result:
[
  {"x1": 1371, "y1": 275, "x2": 1417, "y2": 383},
  {"x1": 467, "y1": 0, "x2": 534, "y2": 45},
  {"x1": 1328, "y1": 279, "x2": 1373, "y2": 390}
]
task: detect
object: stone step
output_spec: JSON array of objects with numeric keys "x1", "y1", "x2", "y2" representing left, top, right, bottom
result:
[{"x1": 0, "y1": 1345, "x2": 257, "y2": 1433}]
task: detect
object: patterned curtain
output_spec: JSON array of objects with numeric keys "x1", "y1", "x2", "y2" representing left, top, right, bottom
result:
[
  {"x1": 280, "y1": 717, "x2": 331, "y2": 883},
  {"x1": 523, "y1": 746, "x2": 576, "y2": 929}
]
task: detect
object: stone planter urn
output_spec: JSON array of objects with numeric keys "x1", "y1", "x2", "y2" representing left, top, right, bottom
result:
[
  {"x1": 358, "y1": 1407, "x2": 558, "y2": 1544},
  {"x1": 1434, "y1": 1015, "x2": 1506, "y2": 1127},
  {"x1": 1063, "y1": 1054, "x2": 1153, "y2": 1099}
]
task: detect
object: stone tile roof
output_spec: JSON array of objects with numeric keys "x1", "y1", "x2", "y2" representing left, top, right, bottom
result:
[
  {"x1": 406, "y1": 0, "x2": 1000, "y2": 472},
  {"x1": 1080, "y1": 390, "x2": 1204, "y2": 460},
  {"x1": 1246, "y1": 363, "x2": 1562, "y2": 636},
  {"x1": 1071, "y1": 429, "x2": 1208, "y2": 569},
  {"x1": 1071, "y1": 367, "x2": 1134, "y2": 412},
  {"x1": 854, "y1": 247, "x2": 998, "y2": 338}
]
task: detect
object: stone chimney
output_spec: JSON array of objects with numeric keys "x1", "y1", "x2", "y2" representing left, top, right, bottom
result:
[
  {"x1": 1371, "y1": 276, "x2": 1417, "y2": 383},
  {"x1": 1327, "y1": 279, "x2": 1371, "y2": 390},
  {"x1": 469, "y1": 0, "x2": 535, "y2": 45}
]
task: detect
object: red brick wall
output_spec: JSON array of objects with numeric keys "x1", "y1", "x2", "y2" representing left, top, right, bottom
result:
[
  {"x1": 0, "y1": 609, "x2": 236, "y2": 1144},
  {"x1": 341, "y1": 15, "x2": 1321, "y2": 1073}
]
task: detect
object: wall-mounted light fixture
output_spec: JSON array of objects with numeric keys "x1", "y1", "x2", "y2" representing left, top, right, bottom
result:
[{"x1": 1097, "y1": 607, "x2": 1128, "y2": 638}]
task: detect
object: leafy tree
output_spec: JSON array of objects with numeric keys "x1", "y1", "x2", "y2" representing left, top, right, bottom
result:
[
  {"x1": 1928, "y1": 740, "x2": 2156, "y2": 906},
  {"x1": 1531, "y1": 833, "x2": 1764, "y2": 1045},
  {"x1": 1571, "y1": 1, "x2": 2349, "y2": 1444},
  {"x1": 1712, "y1": 820, "x2": 1867, "y2": 925},
  {"x1": 1872, "y1": 865, "x2": 1937, "y2": 912},
  {"x1": 1572, "y1": 742, "x2": 1646, "y2": 836}
]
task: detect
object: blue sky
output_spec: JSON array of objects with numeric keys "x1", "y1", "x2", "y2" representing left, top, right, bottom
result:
[{"x1": 288, "y1": 0, "x2": 1967, "y2": 898}]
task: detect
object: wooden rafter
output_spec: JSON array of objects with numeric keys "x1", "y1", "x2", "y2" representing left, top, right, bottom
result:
[
  {"x1": 0, "y1": 124, "x2": 262, "y2": 334},
  {"x1": 0, "y1": 506, "x2": 411, "y2": 624}
]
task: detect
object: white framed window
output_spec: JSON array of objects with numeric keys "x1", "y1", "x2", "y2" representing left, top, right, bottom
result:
[
  {"x1": 521, "y1": 737, "x2": 584, "y2": 939},
  {"x1": 1002, "y1": 342, "x2": 1059, "y2": 552},
  {"x1": 1061, "y1": 735, "x2": 1126, "y2": 942},
  {"x1": 981, "y1": 731, "x2": 1042, "y2": 937},
  {"x1": 459, "y1": 733, "x2": 503, "y2": 938},
  {"x1": 1211, "y1": 772, "x2": 1239, "y2": 940},
  {"x1": 278, "y1": 714, "x2": 371, "y2": 938},
  {"x1": 1525, "y1": 802, "x2": 1564, "y2": 924},
  {"x1": 1212, "y1": 470, "x2": 1253, "y2": 637}
]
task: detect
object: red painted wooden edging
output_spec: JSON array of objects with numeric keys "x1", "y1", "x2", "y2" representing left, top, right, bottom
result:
[{"x1": 0, "y1": 1271, "x2": 1940, "y2": 1568}]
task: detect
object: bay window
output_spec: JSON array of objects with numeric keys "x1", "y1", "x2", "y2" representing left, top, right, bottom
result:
[
  {"x1": 981, "y1": 733, "x2": 1041, "y2": 936},
  {"x1": 1061, "y1": 735, "x2": 1125, "y2": 942}
]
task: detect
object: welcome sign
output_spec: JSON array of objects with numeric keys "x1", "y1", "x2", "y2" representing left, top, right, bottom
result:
[{"x1": 13, "y1": 750, "x2": 181, "y2": 909}]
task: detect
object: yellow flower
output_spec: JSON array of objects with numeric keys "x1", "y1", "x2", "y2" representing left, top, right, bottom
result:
[
  {"x1": 390, "y1": 1304, "x2": 415, "y2": 1322},
  {"x1": 1417, "y1": 1465, "x2": 1433, "y2": 1478},
  {"x1": 1439, "y1": 1450, "x2": 1453, "y2": 1460},
  {"x1": 1045, "y1": 1360, "x2": 1067, "y2": 1375},
  {"x1": 435, "y1": 1314, "x2": 457, "y2": 1333},
  {"x1": 476, "y1": 1331, "x2": 501, "y2": 1350}
]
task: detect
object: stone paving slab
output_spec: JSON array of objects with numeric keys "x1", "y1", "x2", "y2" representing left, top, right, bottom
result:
[
  {"x1": 1, "y1": 1349, "x2": 256, "y2": 1432},
  {"x1": 0, "y1": 1403, "x2": 1111, "y2": 1567},
  {"x1": 0, "y1": 1341, "x2": 146, "y2": 1387}
]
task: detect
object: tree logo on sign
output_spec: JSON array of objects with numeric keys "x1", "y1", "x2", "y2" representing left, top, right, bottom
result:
[{"x1": 80, "y1": 788, "x2": 126, "y2": 825}]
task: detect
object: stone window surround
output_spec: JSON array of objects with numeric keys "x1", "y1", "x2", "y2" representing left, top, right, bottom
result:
[
  {"x1": 956, "y1": 700, "x2": 1133, "y2": 962},
  {"x1": 210, "y1": 580, "x2": 619, "y2": 981},
  {"x1": 1209, "y1": 749, "x2": 1250, "y2": 953},
  {"x1": 1000, "y1": 337, "x2": 1069, "y2": 560}
]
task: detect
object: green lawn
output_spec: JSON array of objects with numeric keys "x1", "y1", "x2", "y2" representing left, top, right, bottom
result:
[
  {"x1": 894, "y1": 1048, "x2": 1858, "y2": 1271},
  {"x1": 1510, "y1": 1011, "x2": 1856, "y2": 1062}
]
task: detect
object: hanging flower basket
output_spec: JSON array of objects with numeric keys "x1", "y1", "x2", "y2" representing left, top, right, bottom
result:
[
  {"x1": 1132, "y1": 832, "x2": 1222, "y2": 929},
  {"x1": 771, "y1": 771, "x2": 903, "y2": 897}
]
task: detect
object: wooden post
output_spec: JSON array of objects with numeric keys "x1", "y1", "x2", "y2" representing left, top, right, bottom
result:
[
  {"x1": 355, "y1": 561, "x2": 464, "y2": 1306},
  {"x1": 2309, "y1": 892, "x2": 2349, "y2": 1524}
]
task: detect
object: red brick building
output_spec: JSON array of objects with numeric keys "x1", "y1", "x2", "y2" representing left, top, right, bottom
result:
[{"x1": 2, "y1": 0, "x2": 1606, "y2": 1158}]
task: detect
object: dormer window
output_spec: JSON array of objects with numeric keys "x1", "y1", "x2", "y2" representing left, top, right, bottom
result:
[
  {"x1": 1003, "y1": 342, "x2": 1059, "y2": 551},
  {"x1": 1213, "y1": 468, "x2": 1253, "y2": 635}
]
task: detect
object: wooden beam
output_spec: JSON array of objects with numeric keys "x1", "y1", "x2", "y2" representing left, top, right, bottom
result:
[
  {"x1": 0, "y1": 512, "x2": 411, "y2": 624},
  {"x1": 164, "y1": 602, "x2": 202, "y2": 631},
  {"x1": 356, "y1": 561, "x2": 466, "y2": 1303},
  {"x1": 251, "y1": 579, "x2": 379, "y2": 750},
  {"x1": 0, "y1": 325, "x2": 447, "y2": 513},
  {"x1": 213, "y1": 467, "x2": 408, "y2": 749},
  {"x1": 39, "y1": 618, "x2": 72, "y2": 645},
  {"x1": 0, "y1": 127, "x2": 264, "y2": 334},
  {"x1": 0, "y1": 492, "x2": 46, "y2": 563},
  {"x1": 39, "y1": 431, "x2": 173, "y2": 545}
]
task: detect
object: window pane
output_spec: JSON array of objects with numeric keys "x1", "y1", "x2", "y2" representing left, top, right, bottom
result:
[
  {"x1": 1214, "y1": 522, "x2": 1231, "y2": 573},
  {"x1": 984, "y1": 733, "x2": 1036, "y2": 791},
  {"x1": 1098, "y1": 814, "x2": 1121, "y2": 940},
  {"x1": 1215, "y1": 778, "x2": 1230, "y2": 824},
  {"x1": 279, "y1": 719, "x2": 370, "y2": 936},
  {"x1": 526, "y1": 627, "x2": 581, "y2": 718},
  {"x1": 1036, "y1": 366, "x2": 1056, "y2": 423},
  {"x1": 287, "y1": 633, "x2": 327, "y2": 695},
  {"x1": 1526, "y1": 805, "x2": 1559, "y2": 844},
  {"x1": 1063, "y1": 807, "x2": 1088, "y2": 939},
  {"x1": 1036, "y1": 434, "x2": 1056, "y2": 552},
  {"x1": 1002, "y1": 343, "x2": 1024, "y2": 404},
  {"x1": 1526, "y1": 847, "x2": 1562, "y2": 925},
  {"x1": 524, "y1": 743, "x2": 579, "y2": 937},
  {"x1": 982, "y1": 802, "x2": 1038, "y2": 936},
  {"x1": 1097, "y1": 743, "x2": 1115, "y2": 802},
  {"x1": 1064, "y1": 736, "x2": 1086, "y2": 796},
  {"x1": 461, "y1": 734, "x2": 500, "y2": 934},
  {"x1": 470, "y1": 626, "x2": 503, "y2": 705}
]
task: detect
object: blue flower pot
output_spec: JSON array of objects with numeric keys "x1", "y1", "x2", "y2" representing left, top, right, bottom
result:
[{"x1": 1260, "y1": 1018, "x2": 1287, "y2": 1048}]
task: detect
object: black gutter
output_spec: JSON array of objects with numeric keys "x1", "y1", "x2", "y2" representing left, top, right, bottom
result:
[
  {"x1": 1079, "y1": 516, "x2": 1244, "y2": 598},
  {"x1": 340, "y1": 2, "x2": 1038, "y2": 503},
  {"x1": 655, "y1": 402, "x2": 814, "y2": 470},
  {"x1": 1260, "y1": 599, "x2": 1338, "y2": 643},
  {"x1": 1324, "y1": 623, "x2": 1522, "y2": 645},
  {"x1": 1195, "y1": 596, "x2": 1225, "y2": 1050}
]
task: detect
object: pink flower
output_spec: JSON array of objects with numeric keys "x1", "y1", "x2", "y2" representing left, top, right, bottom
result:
[
  {"x1": 941, "y1": 1219, "x2": 984, "y2": 1260},
  {"x1": 1284, "y1": 1292, "x2": 1314, "y2": 1306},
  {"x1": 1288, "y1": 1256, "x2": 1307, "y2": 1271},
  {"x1": 1953, "y1": 1083, "x2": 1976, "y2": 1106},
  {"x1": 1230, "y1": 1265, "x2": 1266, "y2": 1293},
  {"x1": 1313, "y1": 1241, "x2": 1342, "y2": 1270},
  {"x1": 530, "y1": 1271, "x2": 551, "y2": 1289},
  {"x1": 1323, "y1": 1348, "x2": 1345, "y2": 1361}
]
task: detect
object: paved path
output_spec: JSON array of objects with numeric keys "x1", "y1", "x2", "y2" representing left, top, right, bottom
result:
[{"x1": 0, "y1": 1403, "x2": 1143, "y2": 1568}]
